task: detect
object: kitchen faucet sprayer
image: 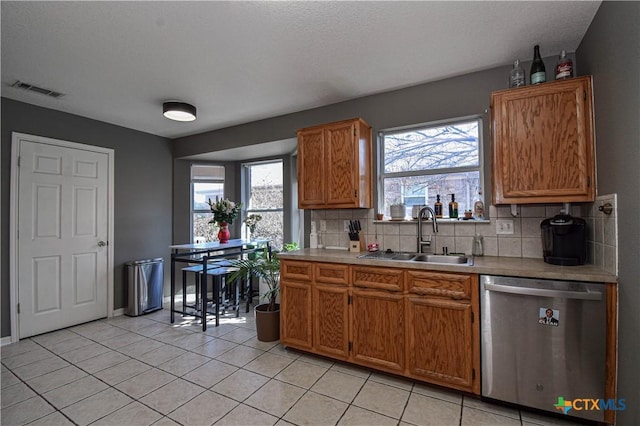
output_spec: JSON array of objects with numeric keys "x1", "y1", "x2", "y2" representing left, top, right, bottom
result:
[{"x1": 417, "y1": 206, "x2": 438, "y2": 253}]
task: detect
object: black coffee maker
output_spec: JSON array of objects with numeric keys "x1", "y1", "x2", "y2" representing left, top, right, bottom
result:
[{"x1": 540, "y1": 214, "x2": 587, "y2": 266}]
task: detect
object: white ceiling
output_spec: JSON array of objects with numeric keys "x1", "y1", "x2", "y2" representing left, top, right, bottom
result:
[{"x1": 1, "y1": 1, "x2": 601, "y2": 140}]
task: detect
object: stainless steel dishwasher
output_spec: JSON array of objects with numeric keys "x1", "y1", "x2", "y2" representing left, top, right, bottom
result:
[{"x1": 480, "y1": 275, "x2": 606, "y2": 422}]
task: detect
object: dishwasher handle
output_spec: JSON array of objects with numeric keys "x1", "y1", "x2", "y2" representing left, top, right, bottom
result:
[{"x1": 484, "y1": 283, "x2": 603, "y2": 301}]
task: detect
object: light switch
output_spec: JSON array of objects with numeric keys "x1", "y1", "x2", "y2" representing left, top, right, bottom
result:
[{"x1": 496, "y1": 219, "x2": 514, "y2": 235}]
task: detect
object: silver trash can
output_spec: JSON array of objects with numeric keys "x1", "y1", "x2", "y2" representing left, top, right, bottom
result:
[{"x1": 125, "y1": 258, "x2": 164, "y2": 316}]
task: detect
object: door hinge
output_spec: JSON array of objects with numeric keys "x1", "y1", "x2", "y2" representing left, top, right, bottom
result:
[
  {"x1": 587, "y1": 176, "x2": 591, "y2": 187},
  {"x1": 17, "y1": 303, "x2": 20, "y2": 314},
  {"x1": 353, "y1": 127, "x2": 357, "y2": 137},
  {"x1": 17, "y1": 156, "x2": 21, "y2": 167},
  {"x1": 584, "y1": 90, "x2": 587, "y2": 101},
  {"x1": 348, "y1": 341, "x2": 353, "y2": 352},
  {"x1": 472, "y1": 368, "x2": 476, "y2": 380},
  {"x1": 354, "y1": 189, "x2": 358, "y2": 198}
]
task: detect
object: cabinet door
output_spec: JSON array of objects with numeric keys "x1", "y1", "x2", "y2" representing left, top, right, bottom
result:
[
  {"x1": 491, "y1": 76, "x2": 595, "y2": 204},
  {"x1": 297, "y1": 127, "x2": 326, "y2": 208},
  {"x1": 280, "y1": 279, "x2": 313, "y2": 349},
  {"x1": 351, "y1": 288, "x2": 404, "y2": 372},
  {"x1": 406, "y1": 296, "x2": 476, "y2": 392},
  {"x1": 325, "y1": 121, "x2": 358, "y2": 206},
  {"x1": 313, "y1": 284, "x2": 349, "y2": 360}
]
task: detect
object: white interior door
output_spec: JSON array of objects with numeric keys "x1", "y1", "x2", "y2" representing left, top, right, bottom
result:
[{"x1": 16, "y1": 138, "x2": 110, "y2": 338}]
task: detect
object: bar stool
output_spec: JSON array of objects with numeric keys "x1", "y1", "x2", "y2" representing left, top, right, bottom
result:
[
  {"x1": 180, "y1": 259, "x2": 233, "y2": 314},
  {"x1": 203, "y1": 266, "x2": 240, "y2": 327}
]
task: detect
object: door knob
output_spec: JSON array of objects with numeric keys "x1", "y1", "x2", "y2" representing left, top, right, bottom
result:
[{"x1": 98, "y1": 241, "x2": 107, "y2": 247}]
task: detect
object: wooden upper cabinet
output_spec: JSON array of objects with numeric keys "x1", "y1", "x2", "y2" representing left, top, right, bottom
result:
[
  {"x1": 491, "y1": 76, "x2": 596, "y2": 204},
  {"x1": 297, "y1": 118, "x2": 372, "y2": 209},
  {"x1": 297, "y1": 127, "x2": 325, "y2": 207}
]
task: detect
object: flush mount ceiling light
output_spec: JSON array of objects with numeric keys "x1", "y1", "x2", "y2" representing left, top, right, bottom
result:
[{"x1": 163, "y1": 101, "x2": 196, "y2": 122}]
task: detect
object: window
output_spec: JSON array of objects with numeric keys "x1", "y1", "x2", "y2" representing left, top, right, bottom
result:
[
  {"x1": 191, "y1": 164, "x2": 225, "y2": 243},
  {"x1": 243, "y1": 160, "x2": 284, "y2": 250},
  {"x1": 380, "y1": 117, "x2": 482, "y2": 218}
]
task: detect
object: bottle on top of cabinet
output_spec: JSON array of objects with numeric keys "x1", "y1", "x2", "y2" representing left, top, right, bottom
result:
[
  {"x1": 448, "y1": 194, "x2": 459, "y2": 219},
  {"x1": 434, "y1": 194, "x2": 443, "y2": 218},
  {"x1": 555, "y1": 50, "x2": 574, "y2": 80},
  {"x1": 509, "y1": 59, "x2": 526, "y2": 87},
  {"x1": 530, "y1": 45, "x2": 546, "y2": 85}
]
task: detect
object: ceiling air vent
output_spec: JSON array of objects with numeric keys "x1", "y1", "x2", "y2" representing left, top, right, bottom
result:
[{"x1": 11, "y1": 80, "x2": 65, "y2": 99}]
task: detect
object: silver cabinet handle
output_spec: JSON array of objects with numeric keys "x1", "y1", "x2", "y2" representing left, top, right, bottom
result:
[
  {"x1": 98, "y1": 241, "x2": 107, "y2": 247},
  {"x1": 484, "y1": 283, "x2": 602, "y2": 301}
]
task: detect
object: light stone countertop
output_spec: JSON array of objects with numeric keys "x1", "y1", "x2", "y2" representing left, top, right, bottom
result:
[{"x1": 278, "y1": 248, "x2": 618, "y2": 283}]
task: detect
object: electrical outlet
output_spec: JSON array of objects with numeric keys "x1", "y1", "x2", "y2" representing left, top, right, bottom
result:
[
  {"x1": 319, "y1": 220, "x2": 327, "y2": 232},
  {"x1": 496, "y1": 219, "x2": 514, "y2": 235},
  {"x1": 344, "y1": 220, "x2": 350, "y2": 232}
]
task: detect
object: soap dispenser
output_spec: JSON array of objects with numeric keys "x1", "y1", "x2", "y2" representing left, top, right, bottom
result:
[
  {"x1": 448, "y1": 194, "x2": 458, "y2": 219},
  {"x1": 434, "y1": 195, "x2": 443, "y2": 218}
]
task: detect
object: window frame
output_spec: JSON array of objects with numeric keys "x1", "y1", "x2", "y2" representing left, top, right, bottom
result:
[
  {"x1": 241, "y1": 159, "x2": 285, "y2": 246},
  {"x1": 190, "y1": 164, "x2": 225, "y2": 243},
  {"x1": 378, "y1": 115, "x2": 484, "y2": 215}
]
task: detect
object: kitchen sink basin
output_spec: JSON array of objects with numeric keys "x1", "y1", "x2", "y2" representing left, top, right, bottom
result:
[
  {"x1": 358, "y1": 251, "x2": 469, "y2": 265},
  {"x1": 412, "y1": 254, "x2": 468, "y2": 264},
  {"x1": 391, "y1": 253, "x2": 415, "y2": 260}
]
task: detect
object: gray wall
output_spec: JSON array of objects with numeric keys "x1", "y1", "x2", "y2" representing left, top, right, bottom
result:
[
  {"x1": 172, "y1": 159, "x2": 239, "y2": 246},
  {"x1": 1, "y1": 98, "x2": 173, "y2": 337},
  {"x1": 577, "y1": 2, "x2": 640, "y2": 424},
  {"x1": 172, "y1": 56, "x2": 562, "y2": 249},
  {"x1": 172, "y1": 153, "x2": 296, "y2": 248}
]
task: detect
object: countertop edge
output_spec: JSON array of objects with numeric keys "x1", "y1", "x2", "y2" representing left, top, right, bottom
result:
[{"x1": 278, "y1": 249, "x2": 618, "y2": 283}]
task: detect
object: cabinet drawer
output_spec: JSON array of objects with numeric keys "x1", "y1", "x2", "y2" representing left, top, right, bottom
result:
[
  {"x1": 281, "y1": 261, "x2": 312, "y2": 281},
  {"x1": 407, "y1": 271, "x2": 472, "y2": 299},
  {"x1": 352, "y1": 266, "x2": 404, "y2": 292},
  {"x1": 315, "y1": 263, "x2": 349, "y2": 285}
]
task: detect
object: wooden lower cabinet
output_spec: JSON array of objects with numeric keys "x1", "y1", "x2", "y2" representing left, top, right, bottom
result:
[
  {"x1": 313, "y1": 284, "x2": 349, "y2": 359},
  {"x1": 406, "y1": 296, "x2": 476, "y2": 392},
  {"x1": 351, "y1": 288, "x2": 404, "y2": 373},
  {"x1": 405, "y1": 270, "x2": 480, "y2": 394},
  {"x1": 279, "y1": 260, "x2": 479, "y2": 394},
  {"x1": 280, "y1": 279, "x2": 313, "y2": 349}
]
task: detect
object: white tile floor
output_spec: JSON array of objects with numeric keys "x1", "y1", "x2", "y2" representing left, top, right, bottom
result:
[{"x1": 1, "y1": 306, "x2": 587, "y2": 426}]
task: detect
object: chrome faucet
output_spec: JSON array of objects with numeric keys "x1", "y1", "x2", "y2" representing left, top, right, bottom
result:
[{"x1": 417, "y1": 206, "x2": 438, "y2": 253}]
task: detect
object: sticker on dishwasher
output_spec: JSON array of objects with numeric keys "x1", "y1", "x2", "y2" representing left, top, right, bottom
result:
[{"x1": 538, "y1": 308, "x2": 559, "y2": 326}]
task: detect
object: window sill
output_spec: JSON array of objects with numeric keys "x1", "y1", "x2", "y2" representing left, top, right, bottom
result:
[{"x1": 374, "y1": 219, "x2": 491, "y2": 224}]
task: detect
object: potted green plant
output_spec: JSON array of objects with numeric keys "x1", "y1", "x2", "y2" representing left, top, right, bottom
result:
[{"x1": 228, "y1": 242, "x2": 298, "y2": 341}]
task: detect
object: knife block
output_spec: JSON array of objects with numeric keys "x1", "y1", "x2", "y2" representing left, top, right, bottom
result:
[{"x1": 349, "y1": 235, "x2": 366, "y2": 252}]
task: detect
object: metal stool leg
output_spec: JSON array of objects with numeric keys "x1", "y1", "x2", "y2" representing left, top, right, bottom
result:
[{"x1": 181, "y1": 269, "x2": 187, "y2": 312}]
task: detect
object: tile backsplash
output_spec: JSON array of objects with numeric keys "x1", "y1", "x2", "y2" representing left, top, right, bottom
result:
[
  {"x1": 310, "y1": 195, "x2": 618, "y2": 273},
  {"x1": 583, "y1": 194, "x2": 618, "y2": 274}
]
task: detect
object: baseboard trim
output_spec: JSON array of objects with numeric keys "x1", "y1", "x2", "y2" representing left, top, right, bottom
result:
[{"x1": 1, "y1": 336, "x2": 14, "y2": 346}]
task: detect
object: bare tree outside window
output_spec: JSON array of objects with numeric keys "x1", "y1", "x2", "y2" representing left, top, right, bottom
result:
[
  {"x1": 381, "y1": 119, "x2": 482, "y2": 217},
  {"x1": 243, "y1": 161, "x2": 284, "y2": 250}
]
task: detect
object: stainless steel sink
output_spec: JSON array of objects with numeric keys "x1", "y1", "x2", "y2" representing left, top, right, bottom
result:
[
  {"x1": 412, "y1": 254, "x2": 468, "y2": 264},
  {"x1": 358, "y1": 251, "x2": 468, "y2": 264},
  {"x1": 391, "y1": 253, "x2": 415, "y2": 260}
]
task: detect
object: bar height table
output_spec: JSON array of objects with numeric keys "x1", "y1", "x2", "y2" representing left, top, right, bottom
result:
[{"x1": 169, "y1": 239, "x2": 269, "y2": 331}]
